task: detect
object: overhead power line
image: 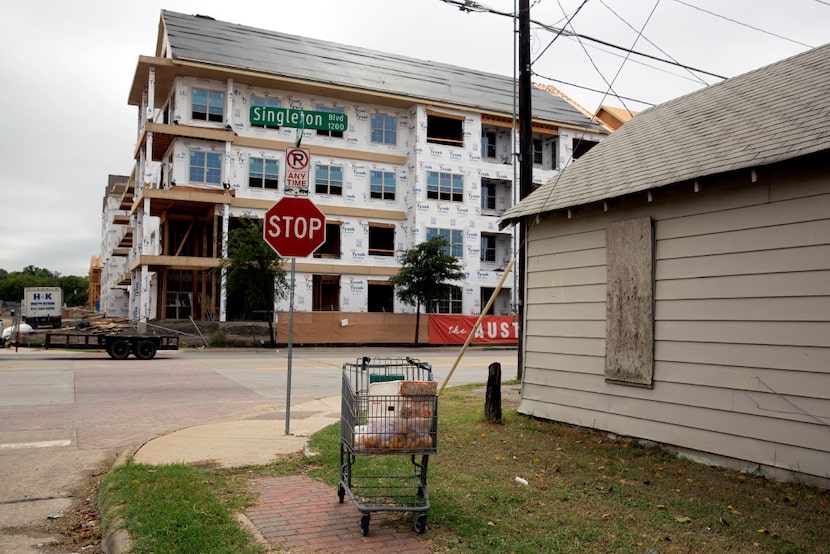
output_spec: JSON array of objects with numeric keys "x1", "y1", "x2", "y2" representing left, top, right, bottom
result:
[
  {"x1": 533, "y1": 19, "x2": 726, "y2": 79},
  {"x1": 672, "y1": 0, "x2": 814, "y2": 48},
  {"x1": 531, "y1": 72, "x2": 655, "y2": 106},
  {"x1": 598, "y1": 0, "x2": 709, "y2": 87},
  {"x1": 532, "y1": 0, "x2": 589, "y2": 64},
  {"x1": 584, "y1": 41, "x2": 716, "y2": 85},
  {"x1": 594, "y1": 0, "x2": 663, "y2": 117},
  {"x1": 549, "y1": 0, "x2": 660, "y2": 117},
  {"x1": 439, "y1": 0, "x2": 727, "y2": 80}
]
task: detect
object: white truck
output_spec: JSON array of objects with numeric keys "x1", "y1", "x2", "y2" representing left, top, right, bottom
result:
[{"x1": 22, "y1": 286, "x2": 62, "y2": 329}]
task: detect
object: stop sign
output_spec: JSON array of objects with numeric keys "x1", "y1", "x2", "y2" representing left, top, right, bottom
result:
[{"x1": 263, "y1": 197, "x2": 326, "y2": 258}]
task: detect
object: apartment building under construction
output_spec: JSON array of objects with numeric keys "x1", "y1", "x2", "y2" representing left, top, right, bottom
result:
[{"x1": 99, "y1": 10, "x2": 609, "y2": 342}]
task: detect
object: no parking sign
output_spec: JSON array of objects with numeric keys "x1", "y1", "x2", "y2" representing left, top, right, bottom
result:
[{"x1": 285, "y1": 147, "x2": 310, "y2": 196}]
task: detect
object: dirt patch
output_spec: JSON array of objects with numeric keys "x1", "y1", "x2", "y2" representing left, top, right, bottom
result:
[{"x1": 40, "y1": 468, "x2": 106, "y2": 553}]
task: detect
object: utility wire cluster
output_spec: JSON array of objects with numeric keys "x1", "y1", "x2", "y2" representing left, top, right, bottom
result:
[
  {"x1": 439, "y1": 0, "x2": 820, "y2": 112},
  {"x1": 438, "y1": 0, "x2": 826, "y2": 264}
]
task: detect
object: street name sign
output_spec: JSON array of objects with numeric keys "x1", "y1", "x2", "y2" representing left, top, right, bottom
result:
[{"x1": 250, "y1": 106, "x2": 348, "y2": 132}]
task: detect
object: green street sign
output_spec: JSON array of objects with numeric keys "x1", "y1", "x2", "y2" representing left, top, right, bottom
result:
[{"x1": 249, "y1": 106, "x2": 348, "y2": 132}]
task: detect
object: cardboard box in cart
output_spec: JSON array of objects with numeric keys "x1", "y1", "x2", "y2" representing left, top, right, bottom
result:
[{"x1": 22, "y1": 287, "x2": 62, "y2": 329}]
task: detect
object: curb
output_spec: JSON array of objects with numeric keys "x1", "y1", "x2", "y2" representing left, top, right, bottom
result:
[{"x1": 99, "y1": 444, "x2": 141, "y2": 554}]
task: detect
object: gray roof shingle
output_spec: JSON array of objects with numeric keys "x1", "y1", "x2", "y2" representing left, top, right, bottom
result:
[
  {"x1": 161, "y1": 10, "x2": 605, "y2": 132},
  {"x1": 499, "y1": 42, "x2": 830, "y2": 226}
]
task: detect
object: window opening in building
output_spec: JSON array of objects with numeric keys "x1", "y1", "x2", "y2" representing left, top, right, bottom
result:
[
  {"x1": 165, "y1": 292, "x2": 192, "y2": 320},
  {"x1": 533, "y1": 138, "x2": 544, "y2": 165},
  {"x1": 368, "y1": 281, "x2": 394, "y2": 312},
  {"x1": 430, "y1": 285, "x2": 462, "y2": 314},
  {"x1": 481, "y1": 179, "x2": 497, "y2": 211},
  {"x1": 368, "y1": 223, "x2": 395, "y2": 256},
  {"x1": 480, "y1": 234, "x2": 496, "y2": 262},
  {"x1": 370, "y1": 170, "x2": 396, "y2": 200},
  {"x1": 167, "y1": 218, "x2": 214, "y2": 257},
  {"x1": 371, "y1": 114, "x2": 397, "y2": 145},
  {"x1": 249, "y1": 157, "x2": 279, "y2": 190},
  {"x1": 312, "y1": 275, "x2": 340, "y2": 311},
  {"x1": 192, "y1": 88, "x2": 224, "y2": 122},
  {"x1": 252, "y1": 96, "x2": 279, "y2": 107},
  {"x1": 426, "y1": 171, "x2": 463, "y2": 202},
  {"x1": 482, "y1": 129, "x2": 497, "y2": 159},
  {"x1": 480, "y1": 287, "x2": 497, "y2": 316},
  {"x1": 426, "y1": 227, "x2": 463, "y2": 258},
  {"x1": 315, "y1": 164, "x2": 343, "y2": 195},
  {"x1": 427, "y1": 113, "x2": 464, "y2": 147},
  {"x1": 189, "y1": 150, "x2": 222, "y2": 184},
  {"x1": 314, "y1": 223, "x2": 340, "y2": 259},
  {"x1": 551, "y1": 139, "x2": 558, "y2": 169},
  {"x1": 573, "y1": 138, "x2": 599, "y2": 159},
  {"x1": 165, "y1": 269, "x2": 195, "y2": 320},
  {"x1": 316, "y1": 106, "x2": 345, "y2": 138}
]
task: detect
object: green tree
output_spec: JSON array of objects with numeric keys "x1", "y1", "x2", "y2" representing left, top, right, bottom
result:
[
  {"x1": 0, "y1": 267, "x2": 59, "y2": 303},
  {"x1": 21, "y1": 265, "x2": 60, "y2": 280},
  {"x1": 60, "y1": 275, "x2": 89, "y2": 307},
  {"x1": 389, "y1": 236, "x2": 466, "y2": 345},
  {"x1": 221, "y1": 218, "x2": 288, "y2": 341}
]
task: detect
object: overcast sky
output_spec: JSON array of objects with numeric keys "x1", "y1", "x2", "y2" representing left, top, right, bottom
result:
[{"x1": 0, "y1": 0, "x2": 827, "y2": 277}]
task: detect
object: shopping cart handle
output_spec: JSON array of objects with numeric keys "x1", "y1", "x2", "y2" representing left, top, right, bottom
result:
[{"x1": 406, "y1": 357, "x2": 432, "y2": 374}]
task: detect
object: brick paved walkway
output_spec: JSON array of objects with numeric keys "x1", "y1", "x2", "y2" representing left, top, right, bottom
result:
[{"x1": 246, "y1": 476, "x2": 434, "y2": 553}]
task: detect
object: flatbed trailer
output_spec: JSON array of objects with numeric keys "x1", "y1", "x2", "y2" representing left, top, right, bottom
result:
[{"x1": 44, "y1": 334, "x2": 179, "y2": 360}]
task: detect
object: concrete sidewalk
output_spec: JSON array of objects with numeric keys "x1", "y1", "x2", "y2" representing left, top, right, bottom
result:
[
  {"x1": 133, "y1": 395, "x2": 342, "y2": 467},
  {"x1": 113, "y1": 395, "x2": 436, "y2": 553}
]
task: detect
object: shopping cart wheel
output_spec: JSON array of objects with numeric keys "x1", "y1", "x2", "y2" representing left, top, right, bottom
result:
[
  {"x1": 414, "y1": 514, "x2": 427, "y2": 534},
  {"x1": 360, "y1": 513, "x2": 370, "y2": 536},
  {"x1": 337, "y1": 484, "x2": 345, "y2": 504}
]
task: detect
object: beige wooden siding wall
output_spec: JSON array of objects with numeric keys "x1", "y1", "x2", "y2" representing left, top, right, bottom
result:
[{"x1": 520, "y1": 162, "x2": 830, "y2": 482}]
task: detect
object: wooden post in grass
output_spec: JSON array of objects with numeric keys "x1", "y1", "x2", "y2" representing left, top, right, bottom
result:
[{"x1": 485, "y1": 362, "x2": 502, "y2": 423}]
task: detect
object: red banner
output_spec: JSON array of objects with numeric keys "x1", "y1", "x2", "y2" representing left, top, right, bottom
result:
[{"x1": 428, "y1": 315, "x2": 519, "y2": 345}]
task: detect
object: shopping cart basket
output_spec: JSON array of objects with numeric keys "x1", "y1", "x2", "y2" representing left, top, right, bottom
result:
[{"x1": 338, "y1": 356, "x2": 438, "y2": 535}]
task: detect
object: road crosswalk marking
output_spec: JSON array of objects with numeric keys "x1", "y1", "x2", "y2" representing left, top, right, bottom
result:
[{"x1": 0, "y1": 439, "x2": 72, "y2": 450}]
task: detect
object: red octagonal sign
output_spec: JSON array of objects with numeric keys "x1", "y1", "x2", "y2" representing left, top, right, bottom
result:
[{"x1": 263, "y1": 197, "x2": 326, "y2": 258}]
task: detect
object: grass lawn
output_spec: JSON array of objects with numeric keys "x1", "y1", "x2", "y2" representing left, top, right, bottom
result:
[{"x1": 101, "y1": 385, "x2": 830, "y2": 553}]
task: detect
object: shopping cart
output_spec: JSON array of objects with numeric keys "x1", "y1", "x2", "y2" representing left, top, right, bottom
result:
[{"x1": 338, "y1": 356, "x2": 438, "y2": 535}]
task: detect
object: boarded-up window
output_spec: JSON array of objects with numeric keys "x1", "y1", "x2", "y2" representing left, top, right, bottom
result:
[{"x1": 605, "y1": 217, "x2": 654, "y2": 387}]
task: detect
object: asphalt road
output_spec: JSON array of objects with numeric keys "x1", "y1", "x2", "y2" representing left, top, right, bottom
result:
[{"x1": 0, "y1": 345, "x2": 517, "y2": 552}]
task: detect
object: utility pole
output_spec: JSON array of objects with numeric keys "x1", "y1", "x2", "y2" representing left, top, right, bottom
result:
[{"x1": 516, "y1": 0, "x2": 531, "y2": 381}]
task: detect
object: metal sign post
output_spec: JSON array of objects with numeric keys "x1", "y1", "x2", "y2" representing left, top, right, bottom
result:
[
  {"x1": 285, "y1": 257, "x2": 296, "y2": 435},
  {"x1": 262, "y1": 162, "x2": 326, "y2": 437}
]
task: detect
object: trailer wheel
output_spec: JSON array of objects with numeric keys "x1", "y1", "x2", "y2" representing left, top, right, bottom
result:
[
  {"x1": 107, "y1": 340, "x2": 131, "y2": 360},
  {"x1": 134, "y1": 340, "x2": 157, "y2": 360}
]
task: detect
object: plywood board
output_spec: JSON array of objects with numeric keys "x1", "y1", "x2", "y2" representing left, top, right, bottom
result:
[{"x1": 605, "y1": 217, "x2": 654, "y2": 386}]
